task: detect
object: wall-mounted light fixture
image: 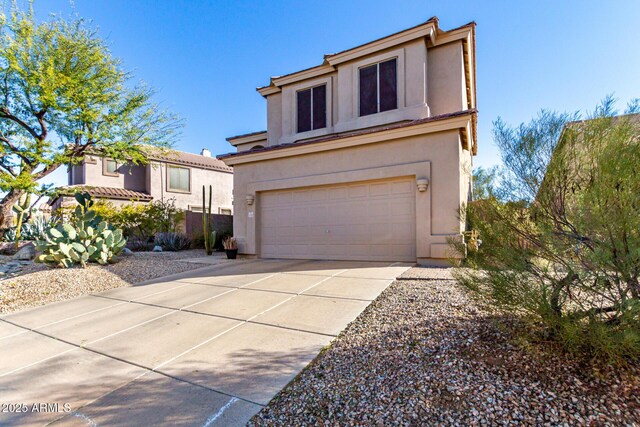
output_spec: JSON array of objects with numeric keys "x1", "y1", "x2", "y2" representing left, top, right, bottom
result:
[
  {"x1": 246, "y1": 195, "x2": 255, "y2": 205},
  {"x1": 416, "y1": 178, "x2": 429, "y2": 192}
]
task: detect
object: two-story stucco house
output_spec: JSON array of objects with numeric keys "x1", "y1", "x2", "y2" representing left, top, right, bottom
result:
[
  {"x1": 219, "y1": 17, "x2": 477, "y2": 265},
  {"x1": 49, "y1": 147, "x2": 234, "y2": 231}
]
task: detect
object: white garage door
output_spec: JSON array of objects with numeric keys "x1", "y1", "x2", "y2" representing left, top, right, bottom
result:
[{"x1": 260, "y1": 178, "x2": 416, "y2": 261}]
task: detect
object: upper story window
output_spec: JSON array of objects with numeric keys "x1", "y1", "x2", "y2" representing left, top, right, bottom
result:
[
  {"x1": 359, "y1": 58, "x2": 397, "y2": 117},
  {"x1": 102, "y1": 158, "x2": 118, "y2": 177},
  {"x1": 167, "y1": 165, "x2": 190, "y2": 193},
  {"x1": 297, "y1": 84, "x2": 326, "y2": 133}
]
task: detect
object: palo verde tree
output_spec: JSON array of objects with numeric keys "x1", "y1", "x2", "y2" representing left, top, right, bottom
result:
[
  {"x1": 0, "y1": 3, "x2": 181, "y2": 231},
  {"x1": 455, "y1": 97, "x2": 640, "y2": 363}
]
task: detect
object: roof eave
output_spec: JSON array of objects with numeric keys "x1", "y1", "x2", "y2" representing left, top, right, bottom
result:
[
  {"x1": 255, "y1": 18, "x2": 475, "y2": 98},
  {"x1": 326, "y1": 21, "x2": 437, "y2": 66},
  {"x1": 218, "y1": 110, "x2": 476, "y2": 166},
  {"x1": 226, "y1": 131, "x2": 268, "y2": 146}
]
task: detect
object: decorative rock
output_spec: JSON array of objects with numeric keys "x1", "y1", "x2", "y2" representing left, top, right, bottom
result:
[
  {"x1": 152, "y1": 245, "x2": 163, "y2": 252},
  {"x1": 13, "y1": 244, "x2": 35, "y2": 260},
  {"x1": 121, "y1": 248, "x2": 134, "y2": 256}
]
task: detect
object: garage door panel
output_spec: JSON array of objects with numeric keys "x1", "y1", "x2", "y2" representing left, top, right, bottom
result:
[
  {"x1": 329, "y1": 187, "x2": 348, "y2": 200},
  {"x1": 310, "y1": 188, "x2": 328, "y2": 201},
  {"x1": 292, "y1": 190, "x2": 311, "y2": 203},
  {"x1": 278, "y1": 192, "x2": 294, "y2": 204},
  {"x1": 348, "y1": 185, "x2": 368, "y2": 198},
  {"x1": 391, "y1": 180, "x2": 413, "y2": 194},
  {"x1": 369, "y1": 182, "x2": 391, "y2": 196},
  {"x1": 391, "y1": 202, "x2": 413, "y2": 217},
  {"x1": 368, "y1": 201, "x2": 391, "y2": 218},
  {"x1": 260, "y1": 178, "x2": 416, "y2": 262}
]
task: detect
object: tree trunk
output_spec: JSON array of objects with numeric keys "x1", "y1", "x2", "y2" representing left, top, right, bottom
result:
[{"x1": 0, "y1": 189, "x2": 23, "y2": 234}]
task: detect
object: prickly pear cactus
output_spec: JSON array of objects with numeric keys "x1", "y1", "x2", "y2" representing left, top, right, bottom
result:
[{"x1": 35, "y1": 192, "x2": 127, "y2": 268}]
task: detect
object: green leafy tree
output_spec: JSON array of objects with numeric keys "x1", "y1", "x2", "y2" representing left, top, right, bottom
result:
[
  {"x1": 455, "y1": 97, "x2": 640, "y2": 363},
  {"x1": 0, "y1": 3, "x2": 181, "y2": 231},
  {"x1": 472, "y1": 166, "x2": 499, "y2": 200}
]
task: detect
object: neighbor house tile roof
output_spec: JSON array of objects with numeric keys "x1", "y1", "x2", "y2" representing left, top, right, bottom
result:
[
  {"x1": 143, "y1": 147, "x2": 233, "y2": 173},
  {"x1": 50, "y1": 185, "x2": 153, "y2": 204}
]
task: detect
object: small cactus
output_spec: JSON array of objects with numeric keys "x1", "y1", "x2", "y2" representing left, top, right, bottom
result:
[
  {"x1": 202, "y1": 185, "x2": 215, "y2": 255},
  {"x1": 12, "y1": 193, "x2": 31, "y2": 251}
]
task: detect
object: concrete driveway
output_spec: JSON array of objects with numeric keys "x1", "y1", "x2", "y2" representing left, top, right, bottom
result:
[{"x1": 0, "y1": 259, "x2": 411, "y2": 426}]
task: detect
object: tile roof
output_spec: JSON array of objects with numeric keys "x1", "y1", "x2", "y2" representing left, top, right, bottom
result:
[
  {"x1": 50, "y1": 186, "x2": 153, "y2": 204},
  {"x1": 218, "y1": 109, "x2": 477, "y2": 160},
  {"x1": 84, "y1": 145, "x2": 234, "y2": 173},
  {"x1": 144, "y1": 147, "x2": 233, "y2": 173}
]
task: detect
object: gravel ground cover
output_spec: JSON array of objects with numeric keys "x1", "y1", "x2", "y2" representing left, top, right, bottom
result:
[
  {"x1": 251, "y1": 268, "x2": 640, "y2": 426},
  {"x1": 0, "y1": 249, "x2": 211, "y2": 314},
  {"x1": 397, "y1": 266, "x2": 454, "y2": 280}
]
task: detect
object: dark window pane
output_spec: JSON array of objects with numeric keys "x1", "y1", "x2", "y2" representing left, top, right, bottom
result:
[
  {"x1": 312, "y1": 85, "x2": 326, "y2": 129},
  {"x1": 379, "y1": 58, "x2": 397, "y2": 112},
  {"x1": 297, "y1": 89, "x2": 311, "y2": 133},
  {"x1": 359, "y1": 64, "x2": 378, "y2": 116}
]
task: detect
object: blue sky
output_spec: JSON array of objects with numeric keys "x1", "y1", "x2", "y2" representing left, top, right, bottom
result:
[{"x1": 35, "y1": 0, "x2": 640, "y2": 187}]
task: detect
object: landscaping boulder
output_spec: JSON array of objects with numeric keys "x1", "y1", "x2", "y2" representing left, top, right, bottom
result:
[
  {"x1": 152, "y1": 245, "x2": 163, "y2": 252},
  {"x1": 121, "y1": 248, "x2": 134, "y2": 256},
  {"x1": 13, "y1": 243, "x2": 35, "y2": 260}
]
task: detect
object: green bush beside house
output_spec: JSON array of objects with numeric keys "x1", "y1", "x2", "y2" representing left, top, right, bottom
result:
[{"x1": 455, "y1": 98, "x2": 640, "y2": 364}]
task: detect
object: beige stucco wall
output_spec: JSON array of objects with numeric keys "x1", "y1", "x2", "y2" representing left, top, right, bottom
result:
[
  {"x1": 231, "y1": 130, "x2": 469, "y2": 263},
  {"x1": 76, "y1": 157, "x2": 147, "y2": 192},
  {"x1": 145, "y1": 162, "x2": 234, "y2": 214},
  {"x1": 427, "y1": 41, "x2": 466, "y2": 116},
  {"x1": 261, "y1": 38, "x2": 472, "y2": 149},
  {"x1": 264, "y1": 39, "x2": 435, "y2": 147},
  {"x1": 267, "y1": 92, "x2": 283, "y2": 144}
]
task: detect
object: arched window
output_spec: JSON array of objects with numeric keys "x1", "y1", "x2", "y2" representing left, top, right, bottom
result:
[{"x1": 250, "y1": 145, "x2": 264, "y2": 151}]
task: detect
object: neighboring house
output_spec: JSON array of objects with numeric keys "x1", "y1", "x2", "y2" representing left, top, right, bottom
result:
[
  {"x1": 49, "y1": 147, "x2": 234, "y2": 232},
  {"x1": 538, "y1": 112, "x2": 640, "y2": 201},
  {"x1": 218, "y1": 17, "x2": 477, "y2": 265}
]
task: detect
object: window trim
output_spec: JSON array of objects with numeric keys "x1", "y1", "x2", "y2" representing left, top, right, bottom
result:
[
  {"x1": 296, "y1": 83, "x2": 327, "y2": 133},
  {"x1": 218, "y1": 207, "x2": 232, "y2": 215},
  {"x1": 350, "y1": 48, "x2": 406, "y2": 125},
  {"x1": 358, "y1": 57, "x2": 398, "y2": 117},
  {"x1": 166, "y1": 164, "x2": 192, "y2": 194},
  {"x1": 102, "y1": 158, "x2": 119, "y2": 177},
  {"x1": 284, "y1": 75, "x2": 333, "y2": 143}
]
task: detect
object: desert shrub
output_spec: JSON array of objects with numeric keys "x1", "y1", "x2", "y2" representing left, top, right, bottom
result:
[
  {"x1": 454, "y1": 98, "x2": 640, "y2": 363},
  {"x1": 22, "y1": 215, "x2": 59, "y2": 241},
  {"x1": 126, "y1": 236, "x2": 154, "y2": 252},
  {"x1": 154, "y1": 232, "x2": 192, "y2": 251},
  {"x1": 147, "y1": 199, "x2": 185, "y2": 233},
  {"x1": 36, "y1": 193, "x2": 126, "y2": 268},
  {"x1": 91, "y1": 198, "x2": 184, "y2": 247},
  {"x1": 3, "y1": 215, "x2": 59, "y2": 242}
]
